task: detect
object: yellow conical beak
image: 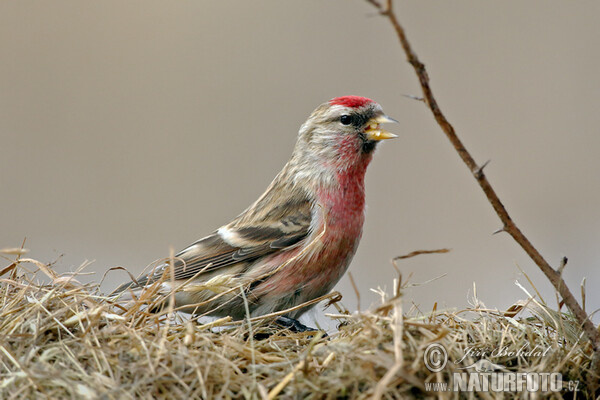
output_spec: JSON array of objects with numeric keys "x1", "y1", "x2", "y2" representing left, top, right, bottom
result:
[{"x1": 364, "y1": 115, "x2": 398, "y2": 141}]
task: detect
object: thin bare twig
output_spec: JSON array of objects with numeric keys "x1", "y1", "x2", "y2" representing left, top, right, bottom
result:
[
  {"x1": 366, "y1": 0, "x2": 600, "y2": 378},
  {"x1": 347, "y1": 271, "x2": 361, "y2": 311},
  {"x1": 393, "y1": 248, "x2": 450, "y2": 261}
]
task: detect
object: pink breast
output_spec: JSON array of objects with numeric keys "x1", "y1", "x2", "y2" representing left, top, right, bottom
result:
[{"x1": 254, "y1": 161, "x2": 369, "y2": 299}]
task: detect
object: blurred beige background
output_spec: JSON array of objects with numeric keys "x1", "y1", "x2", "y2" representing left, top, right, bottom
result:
[{"x1": 2, "y1": 1, "x2": 599, "y2": 326}]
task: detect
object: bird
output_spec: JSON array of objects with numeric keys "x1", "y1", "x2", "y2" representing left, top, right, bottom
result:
[{"x1": 112, "y1": 96, "x2": 397, "y2": 331}]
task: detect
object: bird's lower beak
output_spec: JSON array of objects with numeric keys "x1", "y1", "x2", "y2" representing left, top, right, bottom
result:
[{"x1": 364, "y1": 115, "x2": 398, "y2": 141}]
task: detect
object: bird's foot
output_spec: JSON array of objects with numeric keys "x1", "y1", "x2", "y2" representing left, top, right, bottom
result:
[
  {"x1": 275, "y1": 316, "x2": 328, "y2": 337},
  {"x1": 275, "y1": 316, "x2": 313, "y2": 332},
  {"x1": 251, "y1": 316, "x2": 328, "y2": 340}
]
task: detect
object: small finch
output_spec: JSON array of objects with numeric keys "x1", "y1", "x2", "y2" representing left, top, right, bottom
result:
[{"x1": 113, "y1": 96, "x2": 397, "y2": 330}]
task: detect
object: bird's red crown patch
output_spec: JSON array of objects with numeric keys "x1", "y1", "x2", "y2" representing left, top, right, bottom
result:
[{"x1": 329, "y1": 96, "x2": 374, "y2": 109}]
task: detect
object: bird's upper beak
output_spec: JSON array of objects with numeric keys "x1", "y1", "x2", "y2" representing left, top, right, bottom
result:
[{"x1": 364, "y1": 115, "x2": 398, "y2": 141}]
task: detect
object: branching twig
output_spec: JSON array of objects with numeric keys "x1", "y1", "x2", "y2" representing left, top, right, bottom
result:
[{"x1": 366, "y1": 0, "x2": 600, "y2": 378}]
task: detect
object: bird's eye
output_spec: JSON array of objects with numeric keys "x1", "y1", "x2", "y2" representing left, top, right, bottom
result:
[{"x1": 340, "y1": 115, "x2": 353, "y2": 125}]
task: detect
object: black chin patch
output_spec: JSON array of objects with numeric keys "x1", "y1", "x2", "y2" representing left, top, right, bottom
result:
[{"x1": 361, "y1": 139, "x2": 377, "y2": 154}]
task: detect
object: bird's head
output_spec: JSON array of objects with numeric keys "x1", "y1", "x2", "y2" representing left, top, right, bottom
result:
[{"x1": 292, "y1": 96, "x2": 397, "y2": 180}]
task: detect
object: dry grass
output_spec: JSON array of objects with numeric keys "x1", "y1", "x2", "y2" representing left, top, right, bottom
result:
[{"x1": 0, "y1": 253, "x2": 596, "y2": 399}]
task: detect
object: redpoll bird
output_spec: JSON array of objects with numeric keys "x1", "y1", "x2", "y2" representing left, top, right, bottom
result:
[{"x1": 113, "y1": 96, "x2": 397, "y2": 330}]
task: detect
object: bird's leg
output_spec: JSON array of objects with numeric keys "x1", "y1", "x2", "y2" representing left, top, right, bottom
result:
[
  {"x1": 252, "y1": 316, "x2": 324, "y2": 340},
  {"x1": 275, "y1": 316, "x2": 319, "y2": 333}
]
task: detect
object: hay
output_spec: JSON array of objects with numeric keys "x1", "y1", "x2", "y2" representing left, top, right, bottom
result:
[{"x1": 0, "y1": 255, "x2": 595, "y2": 399}]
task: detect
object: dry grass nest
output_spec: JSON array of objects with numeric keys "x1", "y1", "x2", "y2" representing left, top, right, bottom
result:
[{"x1": 0, "y1": 251, "x2": 596, "y2": 399}]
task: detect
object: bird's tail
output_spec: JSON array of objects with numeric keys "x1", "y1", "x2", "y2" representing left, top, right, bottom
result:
[{"x1": 109, "y1": 276, "x2": 150, "y2": 298}]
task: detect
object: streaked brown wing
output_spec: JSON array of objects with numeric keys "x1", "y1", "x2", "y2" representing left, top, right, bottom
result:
[
  {"x1": 171, "y1": 233, "x2": 267, "y2": 280},
  {"x1": 112, "y1": 192, "x2": 312, "y2": 293},
  {"x1": 172, "y1": 203, "x2": 312, "y2": 280}
]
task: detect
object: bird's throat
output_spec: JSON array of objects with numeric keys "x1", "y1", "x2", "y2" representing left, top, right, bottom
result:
[{"x1": 317, "y1": 160, "x2": 368, "y2": 229}]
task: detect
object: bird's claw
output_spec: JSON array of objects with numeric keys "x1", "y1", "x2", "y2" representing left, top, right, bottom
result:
[{"x1": 275, "y1": 316, "x2": 328, "y2": 338}]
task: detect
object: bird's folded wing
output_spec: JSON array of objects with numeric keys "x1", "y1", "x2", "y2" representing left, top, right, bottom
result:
[
  {"x1": 112, "y1": 194, "x2": 313, "y2": 293},
  {"x1": 173, "y1": 199, "x2": 313, "y2": 280}
]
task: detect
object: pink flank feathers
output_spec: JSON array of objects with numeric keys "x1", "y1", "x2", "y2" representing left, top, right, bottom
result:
[{"x1": 253, "y1": 155, "x2": 369, "y2": 305}]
